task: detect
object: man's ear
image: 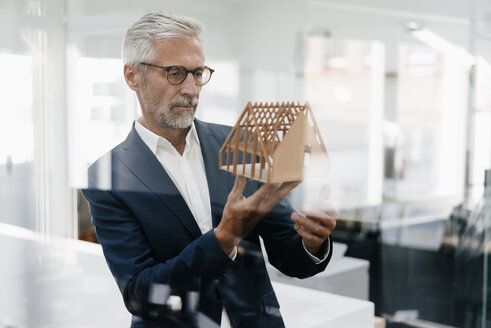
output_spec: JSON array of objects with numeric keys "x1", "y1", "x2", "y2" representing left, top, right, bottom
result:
[{"x1": 124, "y1": 64, "x2": 141, "y2": 91}]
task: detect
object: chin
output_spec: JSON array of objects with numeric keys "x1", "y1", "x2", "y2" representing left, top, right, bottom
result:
[{"x1": 161, "y1": 116, "x2": 195, "y2": 129}]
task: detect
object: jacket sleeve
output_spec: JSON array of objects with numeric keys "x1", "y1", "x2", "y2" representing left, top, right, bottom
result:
[{"x1": 81, "y1": 188, "x2": 237, "y2": 319}]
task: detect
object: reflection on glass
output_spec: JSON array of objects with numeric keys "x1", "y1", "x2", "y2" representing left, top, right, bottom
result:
[
  {"x1": 66, "y1": 52, "x2": 137, "y2": 189},
  {"x1": 0, "y1": 54, "x2": 36, "y2": 230},
  {"x1": 457, "y1": 170, "x2": 491, "y2": 326},
  {"x1": 472, "y1": 56, "x2": 491, "y2": 203},
  {"x1": 390, "y1": 36, "x2": 467, "y2": 202},
  {"x1": 195, "y1": 60, "x2": 240, "y2": 126},
  {"x1": 302, "y1": 36, "x2": 385, "y2": 210}
]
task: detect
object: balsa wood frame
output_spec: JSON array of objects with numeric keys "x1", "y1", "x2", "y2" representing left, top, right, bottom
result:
[{"x1": 218, "y1": 101, "x2": 329, "y2": 183}]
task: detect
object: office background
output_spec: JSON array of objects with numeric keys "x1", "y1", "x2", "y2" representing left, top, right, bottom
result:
[{"x1": 1, "y1": 0, "x2": 491, "y2": 327}]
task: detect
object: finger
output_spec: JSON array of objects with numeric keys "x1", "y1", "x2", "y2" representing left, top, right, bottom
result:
[
  {"x1": 253, "y1": 180, "x2": 301, "y2": 211},
  {"x1": 253, "y1": 181, "x2": 284, "y2": 197},
  {"x1": 247, "y1": 180, "x2": 301, "y2": 210},
  {"x1": 299, "y1": 205, "x2": 333, "y2": 221},
  {"x1": 301, "y1": 201, "x2": 338, "y2": 219},
  {"x1": 229, "y1": 175, "x2": 247, "y2": 199},
  {"x1": 303, "y1": 209, "x2": 336, "y2": 231},
  {"x1": 294, "y1": 223, "x2": 325, "y2": 246},
  {"x1": 244, "y1": 183, "x2": 279, "y2": 208},
  {"x1": 292, "y1": 212, "x2": 334, "y2": 237},
  {"x1": 268, "y1": 180, "x2": 301, "y2": 204}
]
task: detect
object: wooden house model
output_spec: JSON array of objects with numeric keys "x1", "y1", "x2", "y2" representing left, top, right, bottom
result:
[{"x1": 219, "y1": 101, "x2": 329, "y2": 183}]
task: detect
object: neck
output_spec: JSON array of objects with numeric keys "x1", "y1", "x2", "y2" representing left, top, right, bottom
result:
[{"x1": 139, "y1": 115, "x2": 190, "y2": 155}]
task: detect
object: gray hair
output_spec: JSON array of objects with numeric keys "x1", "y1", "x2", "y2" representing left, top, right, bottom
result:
[{"x1": 122, "y1": 11, "x2": 203, "y2": 74}]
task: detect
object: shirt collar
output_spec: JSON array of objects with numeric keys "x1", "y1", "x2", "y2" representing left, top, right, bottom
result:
[{"x1": 134, "y1": 118, "x2": 200, "y2": 156}]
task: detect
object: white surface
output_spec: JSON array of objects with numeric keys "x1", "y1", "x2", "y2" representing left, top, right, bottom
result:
[
  {"x1": 332, "y1": 241, "x2": 348, "y2": 259},
  {"x1": 274, "y1": 281, "x2": 374, "y2": 328},
  {"x1": 0, "y1": 223, "x2": 130, "y2": 328},
  {"x1": 0, "y1": 224, "x2": 373, "y2": 327},
  {"x1": 267, "y1": 241, "x2": 370, "y2": 300}
]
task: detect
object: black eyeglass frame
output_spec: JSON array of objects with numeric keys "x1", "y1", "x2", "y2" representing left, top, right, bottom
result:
[{"x1": 139, "y1": 62, "x2": 215, "y2": 86}]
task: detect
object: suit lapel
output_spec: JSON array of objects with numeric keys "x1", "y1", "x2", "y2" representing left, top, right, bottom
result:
[
  {"x1": 117, "y1": 124, "x2": 202, "y2": 239},
  {"x1": 194, "y1": 120, "x2": 231, "y2": 227}
]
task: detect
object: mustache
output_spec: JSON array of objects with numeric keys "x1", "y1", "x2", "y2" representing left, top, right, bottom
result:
[{"x1": 169, "y1": 97, "x2": 199, "y2": 109}]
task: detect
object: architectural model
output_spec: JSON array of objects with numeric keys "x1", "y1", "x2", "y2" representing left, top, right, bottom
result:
[{"x1": 219, "y1": 101, "x2": 329, "y2": 183}]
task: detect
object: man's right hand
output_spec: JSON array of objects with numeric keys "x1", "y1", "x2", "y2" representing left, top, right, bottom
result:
[{"x1": 214, "y1": 176, "x2": 301, "y2": 255}]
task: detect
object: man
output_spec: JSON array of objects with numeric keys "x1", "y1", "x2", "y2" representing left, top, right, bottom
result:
[{"x1": 82, "y1": 11, "x2": 337, "y2": 328}]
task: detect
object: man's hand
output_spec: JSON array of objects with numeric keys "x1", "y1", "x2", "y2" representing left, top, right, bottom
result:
[
  {"x1": 291, "y1": 187, "x2": 337, "y2": 258},
  {"x1": 214, "y1": 176, "x2": 301, "y2": 254}
]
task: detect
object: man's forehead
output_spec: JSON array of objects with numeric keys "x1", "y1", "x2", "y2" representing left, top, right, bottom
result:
[
  {"x1": 153, "y1": 37, "x2": 202, "y2": 50},
  {"x1": 152, "y1": 37, "x2": 204, "y2": 62}
]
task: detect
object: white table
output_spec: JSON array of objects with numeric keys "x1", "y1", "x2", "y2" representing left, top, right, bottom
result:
[
  {"x1": 275, "y1": 281, "x2": 374, "y2": 328},
  {"x1": 0, "y1": 223, "x2": 374, "y2": 327}
]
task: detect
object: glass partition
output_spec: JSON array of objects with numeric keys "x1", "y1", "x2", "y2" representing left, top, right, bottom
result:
[
  {"x1": 3, "y1": 0, "x2": 491, "y2": 327},
  {"x1": 0, "y1": 53, "x2": 36, "y2": 230},
  {"x1": 300, "y1": 36, "x2": 385, "y2": 210}
]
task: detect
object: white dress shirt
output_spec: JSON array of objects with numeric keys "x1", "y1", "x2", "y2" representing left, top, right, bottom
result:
[{"x1": 135, "y1": 119, "x2": 212, "y2": 234}]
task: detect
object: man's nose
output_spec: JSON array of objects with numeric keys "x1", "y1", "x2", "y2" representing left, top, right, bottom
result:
[{"x1": 180, "y1": 72, "x2": 200, "y2": 96}]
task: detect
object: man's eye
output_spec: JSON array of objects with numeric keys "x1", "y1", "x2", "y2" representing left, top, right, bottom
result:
[{"x1": 168, "y1": 70, "x2": 182, "y2": 77}]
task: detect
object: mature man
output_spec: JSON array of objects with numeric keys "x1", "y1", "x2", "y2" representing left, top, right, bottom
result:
[{"x1": 82, "y1": 11, "x2": 337, "y2": 328}]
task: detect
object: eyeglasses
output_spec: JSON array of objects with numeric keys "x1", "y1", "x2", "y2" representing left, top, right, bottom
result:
[{"x1": 140, "y1": 63, "x2": 214, "y2": 86}]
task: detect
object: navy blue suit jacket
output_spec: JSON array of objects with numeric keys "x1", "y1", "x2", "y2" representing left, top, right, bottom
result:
[{"x1": 82, "y1": 119, "x2": 331, "y2": 327}]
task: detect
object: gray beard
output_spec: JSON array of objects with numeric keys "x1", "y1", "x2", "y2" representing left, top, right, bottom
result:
[
  {"x1": 153, "y1": 106, "x2": 195, "y2": 129},
  {"x1": 143, "y1": 97, "x2": 198, "y2": 129}
]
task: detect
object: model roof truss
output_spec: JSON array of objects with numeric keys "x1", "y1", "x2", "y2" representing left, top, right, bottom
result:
[{"x1": 219, "y1": 101, "x2": 329, "y2": 183}]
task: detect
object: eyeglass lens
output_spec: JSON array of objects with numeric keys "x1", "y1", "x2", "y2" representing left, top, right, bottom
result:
[{"x1": 167, "y1": 67, "x2": 212, "y2": 86}]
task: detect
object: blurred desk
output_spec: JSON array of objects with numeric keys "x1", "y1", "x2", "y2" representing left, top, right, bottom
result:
[
  {"x1": 274, "y1": 281, "x2": 374, "y2": 328},
  {"x1": 0, "y1": 223, "x2": 131, "y2": 327},
  {"x1": 0, "y1": 223, "x2": 373, "y2": 327},
  {"x1": 268, "y1": 247, "x2": 370, "y2": 300}
]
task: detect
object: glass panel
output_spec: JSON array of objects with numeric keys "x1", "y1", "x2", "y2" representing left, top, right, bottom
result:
[
  {"x1": 66, "y1": 54, "x2": 136, "y2": 189},
  {"x1": 390, "y1": 35, "x2": 467, "y2": 203},
  {"x1": 471, "y1": 56, "x2": 491, "y2": 203},
  {"x1": 0, "y1": 23, "x2": 37, "y2": 231},
  {"x1": 297, "y1": 36, "x2": 385, "y2": 210},
  {"x1": 3, "y1": 0, "x2": 491, "y2": 327}
]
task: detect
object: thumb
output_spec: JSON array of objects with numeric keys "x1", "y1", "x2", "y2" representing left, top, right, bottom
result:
[{"x1": 229, "y1": 175, "x2": 247, "y2": 199}]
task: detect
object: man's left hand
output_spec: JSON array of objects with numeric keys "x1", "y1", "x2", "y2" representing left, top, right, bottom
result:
[{"x1": 291, "y1": 202, "x2": 337, "y2": 257}]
